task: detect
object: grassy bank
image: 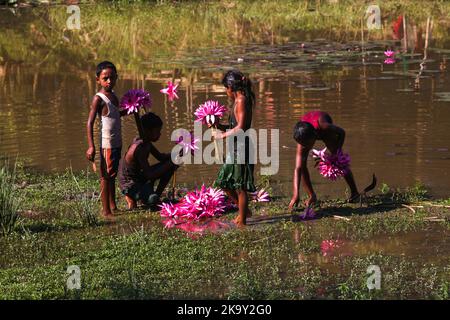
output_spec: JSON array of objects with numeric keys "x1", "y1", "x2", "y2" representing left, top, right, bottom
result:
[
  {"x1": 1, "y1": 0, "x2": 450, "y2": 72},
  {"x1": 0, "y1": 165, "x2": 448, "y2": 299}
]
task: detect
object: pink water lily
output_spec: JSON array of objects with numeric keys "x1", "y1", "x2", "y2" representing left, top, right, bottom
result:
[
  {"x1": 384, "y1": 50, "x2": 395, "y2": 58},
  {"x1": 120, "y1": 89, "x2": 152, "y2": 114},
  {"x1": 321, "y1": 239, "x2": 343, "y2": 256},
  {"x1": 250, "y1": 188, "x2": 271, "y2": 202},
  {"x1": 384, "y1": 57, "x2": 396, "y2": 64},
  {"x1": 311, "y1": 148, "x2": 351, "y2": 181},
  {"x1": 194, "y1": 100, "x2": 227, "y2": 125},
  {"x1": 160, "y1": 81, "x2": 179, "y2": 101},
  {"x1": 175, "y1": 131, "x2": 199, "y2": 156},
  {"x1": 159, "y1": 184, "x2": 226, "y2": 221},
  {"x1": 159, "y1": 202, "x2": 179, "y2": 218}
]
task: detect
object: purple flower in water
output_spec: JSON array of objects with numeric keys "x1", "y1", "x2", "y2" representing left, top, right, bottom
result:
[
  {"x1": 194, "y1": 100, "x2": 227, "y2": 125},
  {"x1": 175, "y1": 131, "x2": 199, "y2": 156},
  {"x1": 384, "y1": 57, "x2": 396, "y2": 64},
  {"x1": 120, "y1": 89, "x2": 152, "y2": 114},
  {"x1": 302, "y1": 206, "x2": 316, "y2": 219},
  {"x1": 250, "y1": 188, "x2": 271, "y2": 202}
]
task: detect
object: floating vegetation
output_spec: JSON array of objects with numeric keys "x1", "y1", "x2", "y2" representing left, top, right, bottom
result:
[{"x1": 434, "y1": 92, "x2": 450, "y2": 102}]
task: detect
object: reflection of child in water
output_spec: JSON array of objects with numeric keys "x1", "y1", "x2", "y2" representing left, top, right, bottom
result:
[
  {"x1": 118, "y1": 113, "x2": 178, "y2": 210},
  {"x1": 289, "y1": 111, "x2": 360, "y2": 211}
]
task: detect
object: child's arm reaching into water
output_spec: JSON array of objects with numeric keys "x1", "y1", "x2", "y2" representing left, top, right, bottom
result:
[
  {"x1": 289, "y1": 144, "x2": 317, "y2": 211},
  {"x1": 86, "y1": 95, "x2": 103, "y2": 162}
]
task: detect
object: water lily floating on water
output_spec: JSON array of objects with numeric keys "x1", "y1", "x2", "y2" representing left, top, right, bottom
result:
[
  {"x1": 250, "y1": 188, "x2": 271, "y2": 202},
  {"x1": 160, "y1": 81, "x2": 179, "y2": 101},
  {"x1": 311, "y1": 148, "x2": 351, "y2": 181},
  {"x1": 384, "y1": 50, "x2": 396, "y2": 64},
  {"x1": 194, "y1": 100, "x2": 227, "y2": 125},
  {"x1": 120, "y1": 89, "x2": 152, "y2": 114},
  {"x1": 384, "y1": 50, "x2": 395, "y2": 58},
  {"x1": 175, "y1": 131, "x2": 199, "y2": 156},
  {"x1": 159, "y1": 185, "x2": 226, "y2": 221}
]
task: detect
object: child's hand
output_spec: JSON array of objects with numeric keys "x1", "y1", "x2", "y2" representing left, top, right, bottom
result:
[
  {"x1": 86, "y1": 147, "x2": 95, "y2": 162},
  {"x1": 212, "y1": 130, "x2": 223, "y2": 140},
  {"x1": 289, "y1": 196, "x2": 299, "y2": 211}
]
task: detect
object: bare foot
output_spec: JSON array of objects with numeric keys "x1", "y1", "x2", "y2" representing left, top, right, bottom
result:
[
  {"x1": 347, "y1": 194, "x2": 360, "y2": 203},
  {"x1": 101, "y1": 211, "x2": 114, "y2": 219},
  {"x1": 125, "y1": 195, "x2": 137, "y2": 210},
  {"x1": 233, "y1": 215, "x2": 246, "y2": 227}
]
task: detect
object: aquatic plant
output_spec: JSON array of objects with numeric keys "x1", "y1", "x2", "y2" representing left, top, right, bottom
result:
[
  {"x1": 175, "y1": 131, "x2": 199, "y2": 156},
  {"x1": 311, "y1": 148, "x2": 351, "y2": 181},
  {"x1": 120, "y1": 89, "x2": 152, "y2": 114},
  {"x1": 160, "y1": 81, "x2": 179, "y2": 101},
  {"x1": 250, "y1": 188, "x2": 271, "y2": 203},
  {"x1": 301, "y1": 206, "x2": 316, "y2": 219},
  {"x1": 160, "y1": 184, "x2": 226, "y2": 220},
  {"x1": 194, "y1": 100, "x2": 227, "y2": 125}
]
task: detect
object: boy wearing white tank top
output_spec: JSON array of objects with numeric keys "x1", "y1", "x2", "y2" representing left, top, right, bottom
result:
[{"x1": 86, "y1": 61, "x2": 128, "y2": 217}]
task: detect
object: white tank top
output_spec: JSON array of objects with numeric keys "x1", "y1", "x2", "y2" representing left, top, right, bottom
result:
[{"x1": 96, "y1": 92, "x2": 122, "y2": 149}]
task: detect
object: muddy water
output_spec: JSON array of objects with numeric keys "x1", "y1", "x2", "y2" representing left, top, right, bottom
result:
[
  {"x1": 1, "y1": 8, "x2": 450, "y2": 199},
  {"x1": 311, "y1": 224, "x2": 450, "y2": 269}
]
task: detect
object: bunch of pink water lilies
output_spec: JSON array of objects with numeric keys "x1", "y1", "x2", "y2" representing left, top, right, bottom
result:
[
  {"x1": 160, "y1": 185, "x2": 227, "y2": 220},
  {"x1": 160, "y1": 186, "x2": 271, "y2": 222},
  {"x1": 312, "y1": 148, "x2": 351, "y2": 181}
]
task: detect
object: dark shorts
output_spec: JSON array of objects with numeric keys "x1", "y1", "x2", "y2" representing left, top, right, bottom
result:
[
  {"x1": 121, "y1": 181, "x2": 154, "y2": 203},
  {"x1": 100, "y1": 147, "x2": 121, "y2": 179}
]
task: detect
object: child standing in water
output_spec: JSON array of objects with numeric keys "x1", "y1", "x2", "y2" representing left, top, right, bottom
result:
[
  {"x1": 289, "y1": 111, "x2": 361, "y2": 210},
  {"x1": 86, "y1": 61, "x2": 127, "y2": 217},
  {"x1": 212, "y1": 70, "x2": 256, "y2": 227}
]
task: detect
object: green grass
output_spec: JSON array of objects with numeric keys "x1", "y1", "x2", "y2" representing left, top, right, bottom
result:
[
  {"x1": 0, "y1": 160, "x2": 21, "y2": 236},
  {"x1": 0, "y1": 166, "x2": 448, "y2": 299}
]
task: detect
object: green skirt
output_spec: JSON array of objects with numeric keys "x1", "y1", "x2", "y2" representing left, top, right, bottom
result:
[{"x1": 214, "y1": 163, "x2": 256, "y2": 192}]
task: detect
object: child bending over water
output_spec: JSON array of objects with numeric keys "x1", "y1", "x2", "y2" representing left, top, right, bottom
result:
[{"x1": 289, "y1": 111, "x2": 361, "y2": 211}]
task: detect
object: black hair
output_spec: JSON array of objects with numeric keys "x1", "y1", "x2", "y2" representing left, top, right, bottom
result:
[
  {"x1": 141, "y1": 112, "x2": 163, "y2": 130},
  {"x1": 222, "y1": 70, "x2": 255, "y2": 109},
  {"x1": 96, "y1": 61, "x2": 117, "y2": 77},
  {"x1": 293, "y1": 121, "x2": 317, "y2": 144}
]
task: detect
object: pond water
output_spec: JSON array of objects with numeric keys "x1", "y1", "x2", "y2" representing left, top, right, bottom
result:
[{"x1": 1, "y1": 5, "x2": 450, "y2": 199}]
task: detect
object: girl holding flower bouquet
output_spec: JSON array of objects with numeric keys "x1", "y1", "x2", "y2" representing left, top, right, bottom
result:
[
  {"x1": 289, "y1": 111, "x2": 362, "y2": 211},
  {"x1": 211, "y1": 70, "x2": 256, "y2": 227}
]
